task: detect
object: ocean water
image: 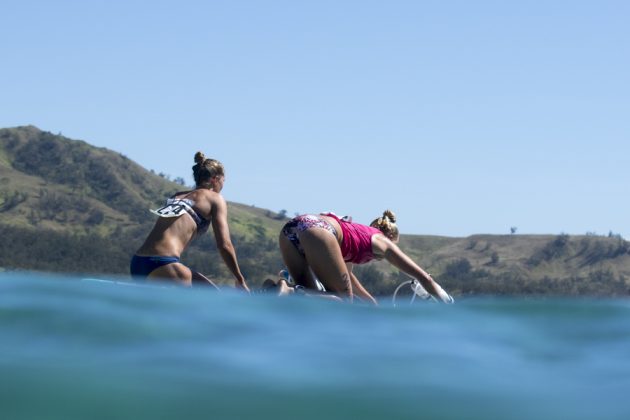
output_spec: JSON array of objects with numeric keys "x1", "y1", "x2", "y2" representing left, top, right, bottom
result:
[{"x1": 1, "y1": 272, "x2": 629, "y2": 420}]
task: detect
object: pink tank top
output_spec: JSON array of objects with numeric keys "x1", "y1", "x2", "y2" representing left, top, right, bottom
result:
[{"x1": 324, "y1": 213, "x2": 382, "y2": 264}]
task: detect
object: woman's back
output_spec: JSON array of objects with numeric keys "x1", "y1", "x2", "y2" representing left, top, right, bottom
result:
[
  {"x1": 130, "y1": 150, "x2": 249, "y2": 290},
  {"x1": 322, "y1": 213, "x2": 381, "y2": 264},
  {"x1": 136, "y1": 189, "x2": 216, "y2": 257}
]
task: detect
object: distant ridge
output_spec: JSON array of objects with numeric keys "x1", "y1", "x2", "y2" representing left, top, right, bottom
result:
[{"x1": 1, "y1": 126, "x2": 629, "y2": 295}]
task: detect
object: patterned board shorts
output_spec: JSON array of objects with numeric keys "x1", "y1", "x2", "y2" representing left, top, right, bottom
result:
[{"x1": 281, "y1": 214, "x2": 338, "y2": 256}]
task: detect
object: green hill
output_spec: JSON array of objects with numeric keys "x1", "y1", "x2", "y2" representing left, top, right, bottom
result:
[
  {"x1": 1, "y1": 126, "x2": 629, "y2": 296},
  {"x1": 0, "y1": 126, "x2": 287, "y2": 284},
  {"x1": 371, "y1": 233, "x2": 630, "y2": 296}
]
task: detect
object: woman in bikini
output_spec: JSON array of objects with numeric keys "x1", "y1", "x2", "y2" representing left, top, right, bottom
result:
[
  {"x1": 130, "y1": 152, "x2": 250, "y2": 291},
  {"x1": 279, "y1": 210, "x2": 453, "y2": 304}
]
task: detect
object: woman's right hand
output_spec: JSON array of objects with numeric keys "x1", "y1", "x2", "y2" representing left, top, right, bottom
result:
[
  {"x1": 235, "y1": 278, "x2": 251, "y2": 293},
  {"x1": 431, "y1": 280, "x2": 454, "y2": 303}
]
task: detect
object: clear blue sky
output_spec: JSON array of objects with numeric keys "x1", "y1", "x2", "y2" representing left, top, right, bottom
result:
[{"x1": 2, "y1": 0, "x2": 628, "y2": 237}]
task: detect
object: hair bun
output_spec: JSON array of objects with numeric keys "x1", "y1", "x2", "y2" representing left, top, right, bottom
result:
[
  {"x1": 194, "y1": 151, "x2": 206, "y2": 165},
  {"x1": 383, "y1": 209, "x2": 396, "y2": 223},
  {"x1": 369, "y1": 209, "x2": 400, "y2": 241}
]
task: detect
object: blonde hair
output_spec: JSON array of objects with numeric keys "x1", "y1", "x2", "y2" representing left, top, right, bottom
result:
[
  {"x1": 192, "y1": 151, "x2": 225, "y2": 187},
  {"x1": 370, "y1": 210, "x2": 399, "y2": 241}
]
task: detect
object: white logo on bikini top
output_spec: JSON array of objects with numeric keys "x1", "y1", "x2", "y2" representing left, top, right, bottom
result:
[{"x1": 151, "y1": 199, "x2": 194, "y2": 218}]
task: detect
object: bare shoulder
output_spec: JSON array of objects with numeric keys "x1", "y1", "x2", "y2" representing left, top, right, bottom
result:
[
  {"x1": 371, "y1": 233, "x2": 396, "y2": 257},
  {"x1": 189, "y1": 188, "x2": 223, "y2": 204},
  {"x1": 183, "y1": 189, "x2": 224, "y2": 220},
  {"x1": 201, "y1": 191, "x2": 226, "y2": 219},
  {"x1": 208, "y1": 190, "x2": 226, "y2": 207},
  {"x1": 172, "y1": 190, "x2": 193, "y2": 199}
]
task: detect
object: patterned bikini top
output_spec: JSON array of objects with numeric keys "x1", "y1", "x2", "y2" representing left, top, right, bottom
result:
[{"x1": 151, "y1": 198, "x2": 210, "y2": 234}]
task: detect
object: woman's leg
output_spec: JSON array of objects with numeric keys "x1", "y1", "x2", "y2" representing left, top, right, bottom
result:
[
  {"x1": 279, "y1": 233, "x2": 320, "y2": 290},
  {"x1": 297, "y1": 228, "x2": 352, "y2": 298}
]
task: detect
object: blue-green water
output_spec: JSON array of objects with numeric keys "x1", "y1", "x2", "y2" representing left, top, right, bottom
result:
[{"x1": 1, "y1": 273, "x2": 629, "y2": 420}]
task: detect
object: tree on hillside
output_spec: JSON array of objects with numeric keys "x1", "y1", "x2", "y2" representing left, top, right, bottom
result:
[{"x1": 0, "y1": 190, "x2": 28, "y2": 212}]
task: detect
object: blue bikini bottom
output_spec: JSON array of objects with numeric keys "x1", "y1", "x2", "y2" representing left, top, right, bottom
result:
[{"x1": 130, "y1": 255, "x2": 180, "y2": 279}]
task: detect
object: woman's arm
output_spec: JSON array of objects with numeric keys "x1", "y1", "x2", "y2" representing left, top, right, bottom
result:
[
  {"x1": 372, "y1": 235, "x2": 453, "y2": 303},
  {"x1": 346, "y1": 263, "x2": 378, "y2": 305},
  {"x1": 211, "y1": 195, "x2": 250, "y2": 292}
]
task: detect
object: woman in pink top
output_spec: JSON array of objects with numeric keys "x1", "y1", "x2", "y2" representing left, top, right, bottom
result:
[{"x1": 279, "y1": 210, "x2": 453, "y2": 304}]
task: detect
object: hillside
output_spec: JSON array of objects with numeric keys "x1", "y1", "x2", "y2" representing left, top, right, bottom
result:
[
  {"x1": 0, "y1": 126, "x2": 174, "y2": 233},
  {"x1": 0, "y1": 126, "x2": 288, "y2": 283},
  {"x1": 378, "y1": 233, "x2": 630, "y2": 296},
  {"x1": 1, "y1": 126, "x2": 629, "y2": 296}
]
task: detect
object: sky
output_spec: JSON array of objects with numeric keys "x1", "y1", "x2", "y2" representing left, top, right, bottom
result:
[{"x1": 1, "y1": 0, "x2": 628, "y2": 238}]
